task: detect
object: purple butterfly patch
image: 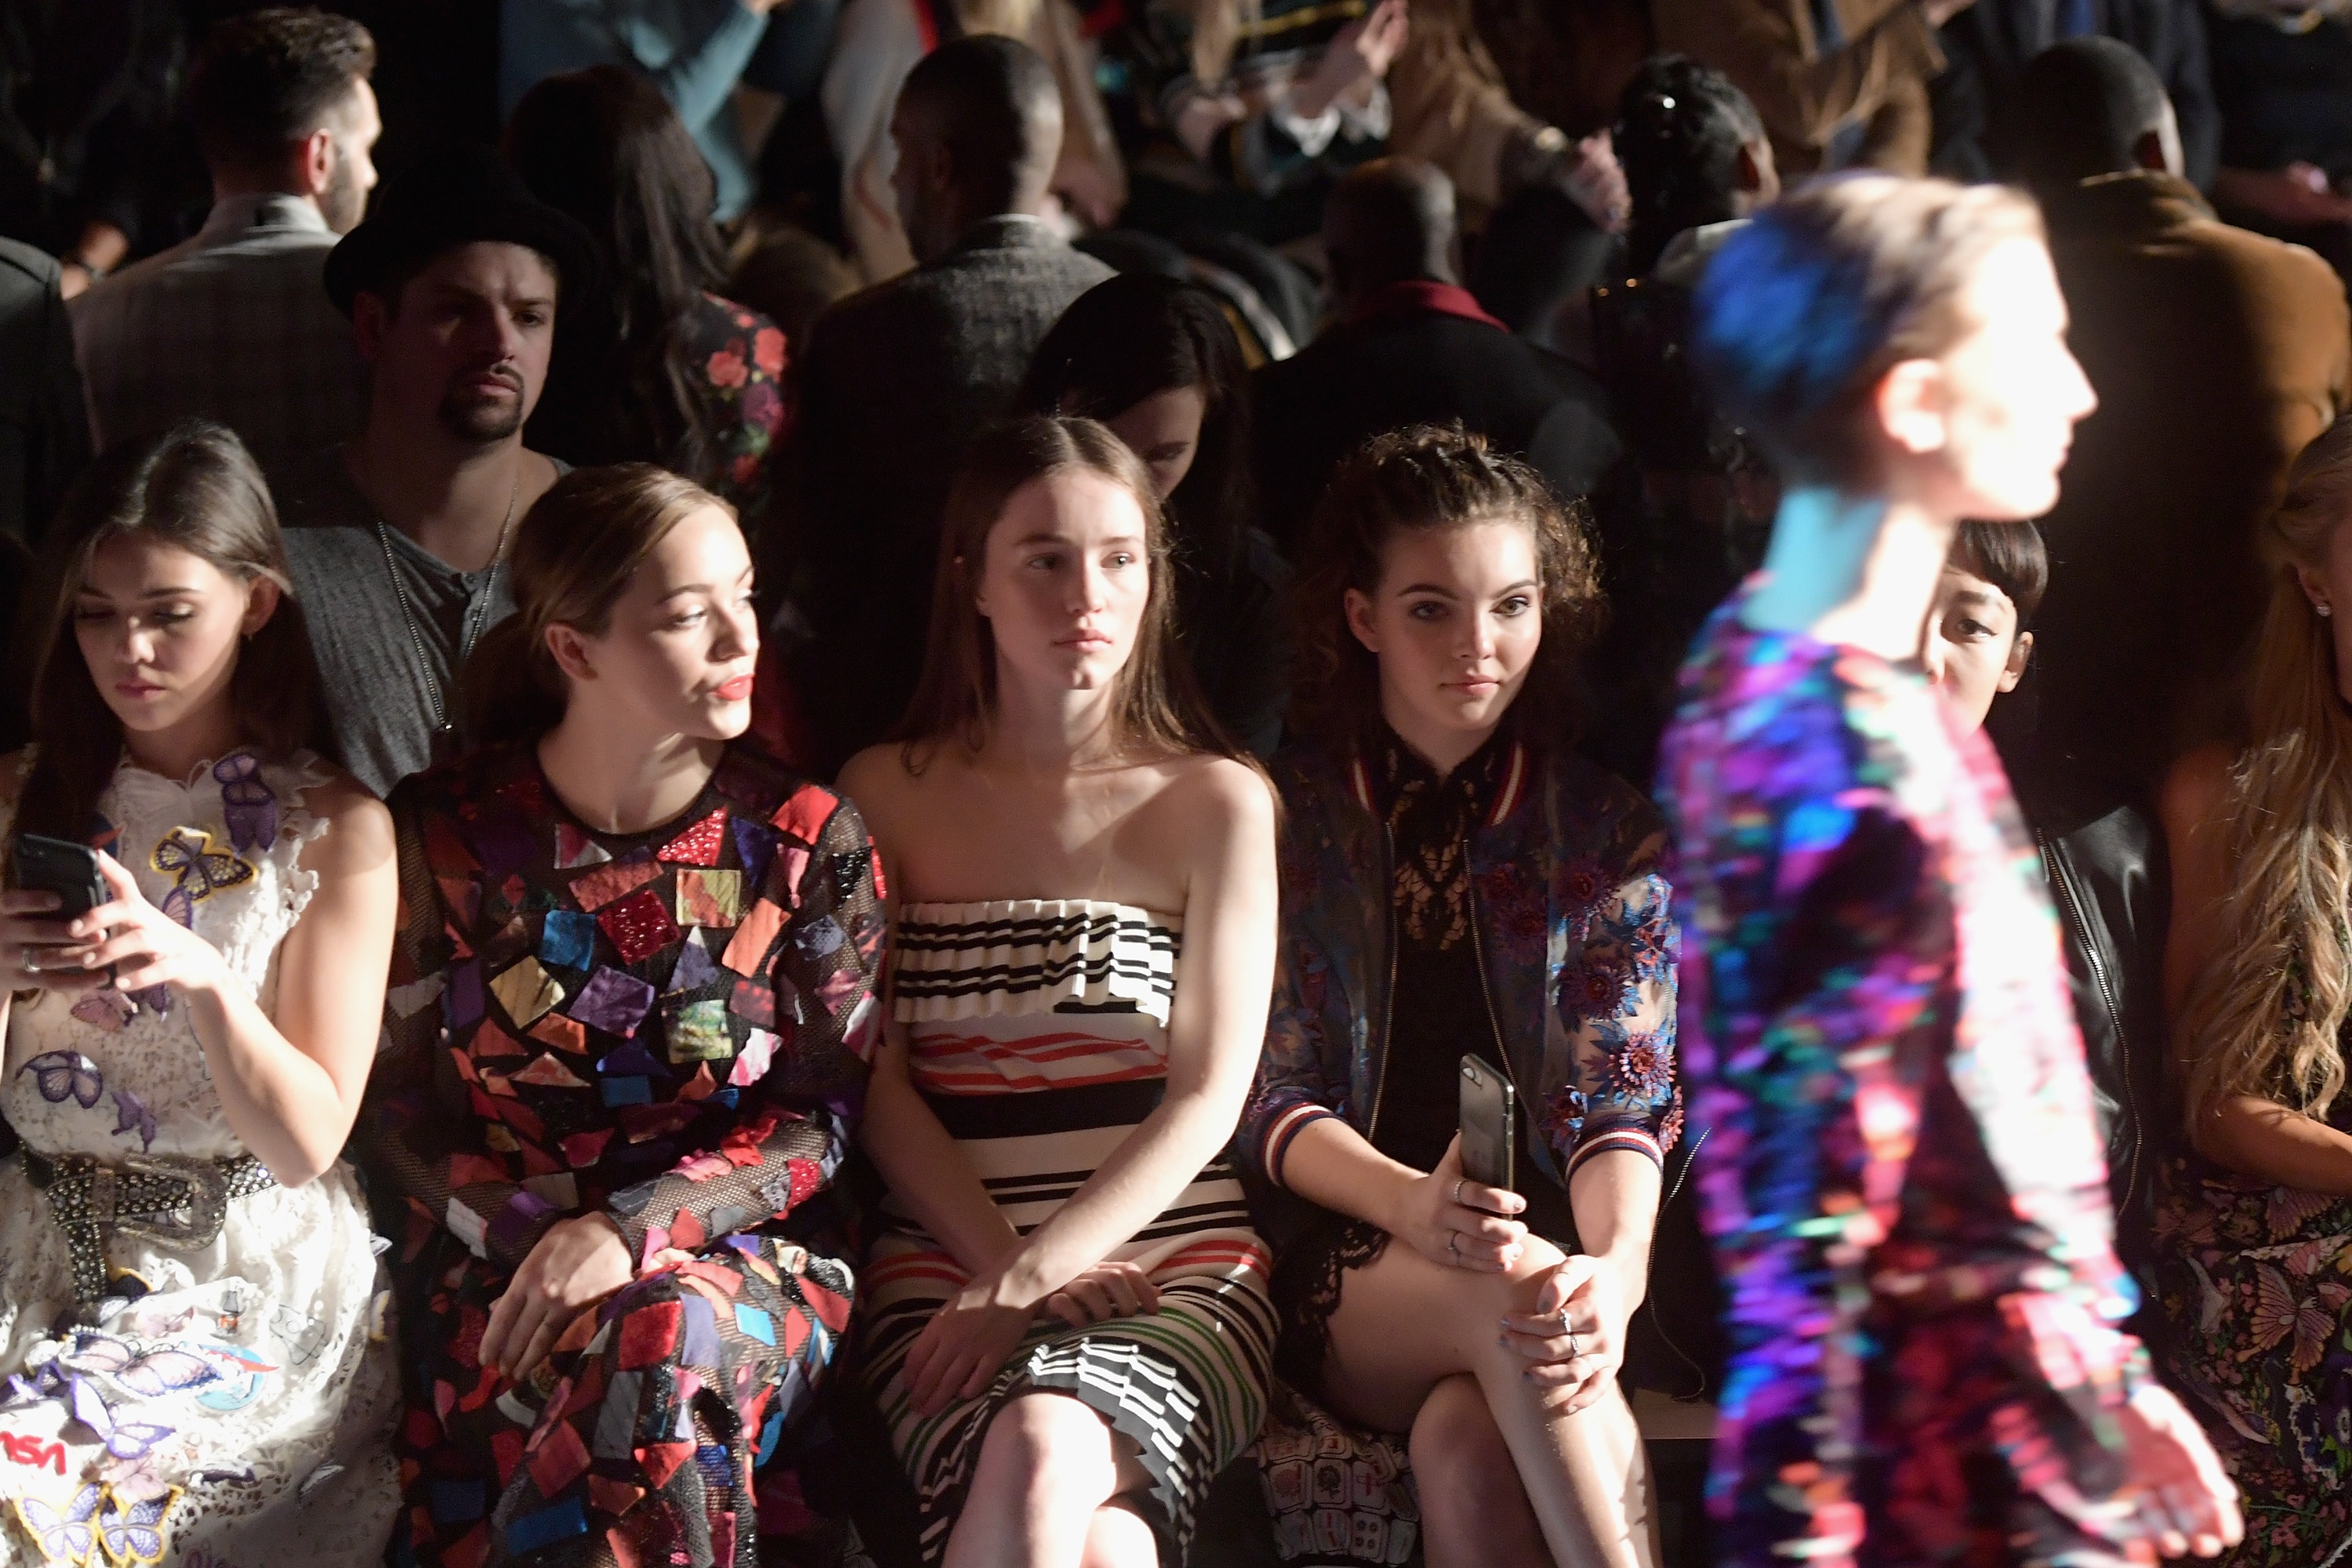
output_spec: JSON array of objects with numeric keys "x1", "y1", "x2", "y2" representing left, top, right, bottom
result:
[
  {"x1": 213, "y1": 751, "x2": 279, "y2": 857},
  {"x1": 14, "y1": 1483, "x2": 100, "y2": 1564},
  {"x1": 103, "y1": 1420, "x2": 175, "y2": 1461},
  {"x1": 21, "y1": 1050, "x2": 103, "y2": 1107},
  {"x1": 111, "y1": 1088, "x2": 157, "y2": 1152},
  {"x1": 113, "y1": 1348, "x2": 219, "y2": 1400},
  {"x1": 97, "y1": 1485, "x2": 175, "y2": 1563}
]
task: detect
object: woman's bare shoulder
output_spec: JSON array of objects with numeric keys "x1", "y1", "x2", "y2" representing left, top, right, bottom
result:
[
  {"x1": 296, "y1": 764, "x2": 395, "y2": 874},
  {"x1": 1149, "y1": 753, "x2": 1276, "y2": 841}
]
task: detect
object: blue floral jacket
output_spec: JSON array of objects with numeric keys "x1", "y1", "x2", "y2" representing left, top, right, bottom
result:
[{"x1": 1241, "y1": 738, "x2": 1682, "y2": 1195}]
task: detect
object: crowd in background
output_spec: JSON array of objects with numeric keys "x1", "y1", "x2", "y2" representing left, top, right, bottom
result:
[{"x1": 4, "y1": 0, "x2": 2352, "y2": 1564}]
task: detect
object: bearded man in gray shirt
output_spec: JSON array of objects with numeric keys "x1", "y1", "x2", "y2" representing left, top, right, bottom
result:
[{"x1": 278, "y1": 147, "x2": 593, "y2": 797}]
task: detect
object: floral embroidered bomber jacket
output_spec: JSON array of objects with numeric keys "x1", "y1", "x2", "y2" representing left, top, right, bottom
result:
[{"x1": 1240, "y1": 737, "x2": 1682, "y2": 1197}]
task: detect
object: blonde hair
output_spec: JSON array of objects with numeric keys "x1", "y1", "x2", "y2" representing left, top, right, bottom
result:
[
  {"x1": 463, "y1": 464, "x2": 732, "y2": 739},
  {"x1": 2180, "y1": 414, "x2": 2352, "y2": 1133}
]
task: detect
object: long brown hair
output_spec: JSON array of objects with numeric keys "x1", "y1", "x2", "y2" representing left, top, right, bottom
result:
[
  {"x1": 2180, "y1": 415, "x2": 2352, "y2": 1135},
  {"x1": 17, "y1": 421, "x2": 315, "y2": 842},
  {"x1": 889, "y1": 415, "x2": 1232, "y2": 767},
  {"x1": 463, "y1": 464, "x2": 733, "y2": 742},
  {"x1": 1290, "y1": 424, "x2": 1604, "y2": 749}
]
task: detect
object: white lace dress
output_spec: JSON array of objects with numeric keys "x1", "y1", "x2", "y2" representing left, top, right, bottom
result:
[{"x1": 0, "y1": 753, "x2": 399, "y2": 1568}]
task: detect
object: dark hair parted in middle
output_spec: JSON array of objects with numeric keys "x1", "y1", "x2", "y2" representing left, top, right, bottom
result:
[
  {"x1": 891, "y1": 415, "x2": 1236, "y2": 764},
  {"x1": 1693, "y1": 174, "x2": 2043, "y2": 486},
  {"x1": 18, "y1": 421, "x2": 317, "y2": 843},
  {"x1": 1016, "y1": 273, "x2": 1253, "y2": 575},
  {"x1": 1290, "y1": 424, "x2": 1603, "y2": 746},
  {"x1": 463, "y1": 464, "x2": 735, "y2": 741}
]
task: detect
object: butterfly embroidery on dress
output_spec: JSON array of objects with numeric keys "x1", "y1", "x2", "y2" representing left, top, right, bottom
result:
[
  {"x1": 20, "y1": 1052, "x2": 103, "y2": 1109},
  {"x1": 212, "y1": 753, "x2": 278, "y2": 858},
  {"x1": 148, "y1": 828, "x2": 253, "y2": 929},
  {"x1": 13, "y1": 1482, "x2": 100, "y2": 1566},
  {"x1": 94, "y1": 1484, "x2": 176, "y2": 1566},
  {"x1": 49, "y1": 1333, "x2": 221, "y2": 1404}
]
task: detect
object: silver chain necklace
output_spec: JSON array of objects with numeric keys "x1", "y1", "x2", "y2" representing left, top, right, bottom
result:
[{"x1": 369, "y1": 466, "x2": 521, "y2": 764}]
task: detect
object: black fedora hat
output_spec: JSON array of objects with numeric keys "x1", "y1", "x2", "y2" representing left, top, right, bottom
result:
[{"x1": 325, "y1": 143, "x2": 600, "y2": 316}]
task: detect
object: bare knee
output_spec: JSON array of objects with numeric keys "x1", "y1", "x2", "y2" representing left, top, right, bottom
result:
[
  {"x1": 1076, "y1": 1500, "x2": 1159, "y2": 1568},
  {"x1": 1410, "y1": 1376, "x2": 1530, "y2": 1543},
  {"x1": 971, "y1": 1393, "x2": 1120, "y2": 1508}
]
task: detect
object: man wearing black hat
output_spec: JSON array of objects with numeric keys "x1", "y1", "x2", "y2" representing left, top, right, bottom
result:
[{"x1": 277, "y1": 145, "x2": 597, "y2": 797}]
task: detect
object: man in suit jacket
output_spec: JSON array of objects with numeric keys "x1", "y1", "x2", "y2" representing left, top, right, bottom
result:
[
  {"x1": 1928, "y1": 0, "x2": 2220, "y2": 188},
  {"x1": 2012, "y1": 38, "x2": 2350, "y2": 794},
  {"x1": 1250, "y1": 157, "x2": 1621, "y2": 550},
  {"x1": 789, "y1": 34, "x2": 1113, "y2": 770}
]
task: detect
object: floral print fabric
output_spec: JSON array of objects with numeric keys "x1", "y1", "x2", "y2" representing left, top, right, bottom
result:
[
  {"x1": 2154, "y1": 1145, "x2": 2352, "y2": 1566},
  {"x1": 1655, "y1": 592, "x2": 2154, "y2": 1567},
  {"x1": 684, "y1": 294, "x2": 790, "y2": 514},
  {"x1": 364, "y1": 744, "x2": 881, "y2": 1567},
  {"x1": 1242, "y1": 737, "x2": 1680, "y2": 1192}
]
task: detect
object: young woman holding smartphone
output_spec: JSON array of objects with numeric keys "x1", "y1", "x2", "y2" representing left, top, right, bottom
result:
[
  {"x1": 1240, "y1": 425, "x2": 1678, "y2": 1568},
  {"x1": 0, "y1": 422, "x2": 400, "y2": 1566}
]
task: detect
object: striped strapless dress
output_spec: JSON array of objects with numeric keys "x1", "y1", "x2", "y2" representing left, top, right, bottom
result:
[{"x1": 862, "y1": 898, "x2": 1276, "y2": 1563}]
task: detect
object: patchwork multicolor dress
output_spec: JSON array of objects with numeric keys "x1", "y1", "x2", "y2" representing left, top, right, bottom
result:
[
  {"x1": 0, "y1": 750, "x2": 400, "y2": 1568},
  {"x1": 1655, "y1": 593, "x2": 2157, "y2": 1568},
  {"x1": 365, "y1": 744, "x2": 881, "y2": 1568},
  {"x1": 860, "y1": 898, "x2": 1276, "y2": 1566}
]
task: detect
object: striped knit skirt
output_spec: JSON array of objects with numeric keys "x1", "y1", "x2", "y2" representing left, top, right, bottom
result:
[{"x1": 861, "y1": 898, "x2": 1276, "y2": 1565}]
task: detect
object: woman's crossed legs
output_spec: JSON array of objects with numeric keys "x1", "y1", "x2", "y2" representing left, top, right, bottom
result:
[{"x1": 1319, "y1": 1232, "x2": 1658, "y2": 1568}]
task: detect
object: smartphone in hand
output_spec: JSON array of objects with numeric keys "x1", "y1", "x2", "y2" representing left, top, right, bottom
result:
[
  {"x1": 10, "y1": 834, "x2": 107, "y2": 922},
  {"x1": 1458, "y1": 1053, "x2": 1517, "y2": 1193}
]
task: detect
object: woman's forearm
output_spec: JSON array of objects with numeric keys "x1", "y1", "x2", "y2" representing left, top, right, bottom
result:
[
  {"x1": 859, "y1": 1068, "x2": 1023, "y2": 1276},
  {"x1": 1276, "y1": 1114, "x2": 1421, "y2": 1232},
  {"x1": 2198, "y1": 1094, "x2": 2352, "y2": 1195},
  {"x1": 1567, "y1": 1149, "x2": 1663, "y2": 1303},
  {"x1": 991, "y1": 1086, "x2": 1245, "y2": 1305},
  {"x1": 183, "y1": 982, "x2": 358, "y2": 1186}
]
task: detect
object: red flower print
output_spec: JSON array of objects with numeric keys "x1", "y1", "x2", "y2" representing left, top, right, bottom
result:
[
  {"x1": 1542, "y1": 1083, "x2": 1588, "y2": 1145},
  {"x1": 731, "y1": 452, "x2": 761, "y2": 488},
  {"x1": 1608, "y1": 1032, "x2": 1673, "y2": 1098},
  {"x1": 1660, "y1": 1088, "x2": 1684, "y2": 1152},
  {"x1": 707, "y1": 346, "x2": 750, "y2": 390},
  {"x1": 753, "y1": 326, "x2": 787, "y2": 377},
  {"x1": 1563, "y1": 856, "x2": 1604, "y2": 906}
]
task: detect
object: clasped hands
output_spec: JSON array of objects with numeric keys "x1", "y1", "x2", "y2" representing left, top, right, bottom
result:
[{"x1": 902, "y1": 1258, "x2": 1163, "y2": 1417}]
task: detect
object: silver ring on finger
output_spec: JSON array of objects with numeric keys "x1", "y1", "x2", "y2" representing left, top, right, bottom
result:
[
  {"x1": 1567, "y1": 1330, "x2": 1581, "y2": 1359},
  {"x1": 1447, "y1": 1231, "x2": 1460, "y2": 1258},
  {"x1": 21, "y1": 946, "x2": 37, "y2": 975},
  {"x1": 1452, "y1": 1178, "x2": 1464, "y2": 1205}
]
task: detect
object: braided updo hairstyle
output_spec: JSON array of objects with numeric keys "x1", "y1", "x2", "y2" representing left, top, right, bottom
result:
[
  {"x1": 1614, "y1": 55, "x2": 1766, "y2": 278},
  {"x1": 1290, "y1": 424, "x2": 1602, "y2": 746}
]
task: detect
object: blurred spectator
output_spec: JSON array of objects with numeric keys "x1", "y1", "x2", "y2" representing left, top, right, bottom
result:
[
  {"x1": 824, "y1": 0, "x2": 1124, "y2": 282},
  {"x1": 1578, "y1": 58, "x2": 1780, "y2": 787},
  {"x1": 2013, "y1": 38, "x2": 2350, "y2": 796},
  {"x1": 1385, "y1": 0, "x2": 1629, "y2": 233},
  {"x1": 1250, "y1": 157, "x2": 1618, "y2": 550},
  {"x1": 1655, "y1": 0, "x2": 1973, "y2": 176},
  {"x1": 1614, "y1": 55, "x2": 1779, "y2": 278},
  {"x1": 1925, "y1": 521, "x2": 2169, "y2": 1307},
  {"x1": 1018, "y1": 273, "x2": 1294, "y2": 755},
  {"x1": 2202, "y1": 0, "x2": 2352, "y2": 278},
  {"x1": 277, "y1": 147, "x2": 591, "y2": 795},
  {"x1": 70, "y1": 8, "x2": 379, "y2": 478},
  {"x1": 506, "y1": 65, "x2": 790, "y2": 514},
  {"x1": 0, "y1": 235, "x2": 87, "y2": 753},
  {"x1": 0, "y1": 238, "x2": 89, "y2": 547},
  {"x1": 726, "y1": 220, "x2": 860, "y2": 343},
  {"x1": 0, "y1": 0, "x2": 186, "y2": 292},
  {"x1": 790, "y1": 34, "x2": 1113, "y2": 768},
  {"x1": 498, "y1": 0, "x2": 799, "y2": 223},
  {"x1": 1927, "y1": 0, "x2": 2220, "y2": 188},
  {"x1": 1108, "y1": 0, "x2": 1408, "y2": 245}
]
